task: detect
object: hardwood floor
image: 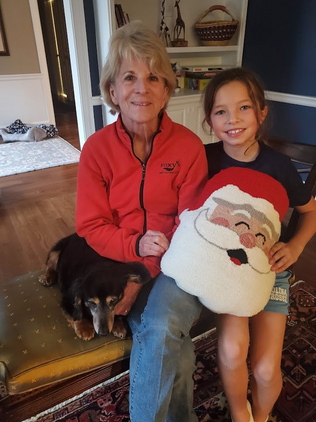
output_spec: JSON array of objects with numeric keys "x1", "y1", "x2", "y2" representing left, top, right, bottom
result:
[
  {"x1": 0, "y1": 108, "x2": 315, "y2": 289},
  {"x1": 0, "y1": 103, "x2": 79, "y2": 282}
]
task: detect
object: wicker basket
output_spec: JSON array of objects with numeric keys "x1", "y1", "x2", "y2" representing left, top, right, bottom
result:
[{"x1": 194, "y1": 5, "x2": 239, "y2": 46}]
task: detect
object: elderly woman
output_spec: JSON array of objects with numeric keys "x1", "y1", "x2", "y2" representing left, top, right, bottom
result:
[{"x1": 76, "y1": 21, "x2": 208, "y2": 421}]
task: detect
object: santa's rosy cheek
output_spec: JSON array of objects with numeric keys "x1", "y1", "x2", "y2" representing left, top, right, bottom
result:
[
  {"x1": 239, "y1": 232, "x2": 256, "y2": 249},
  {"x1": 210, "y1": 217, "x2": 230, "y2": 227}
]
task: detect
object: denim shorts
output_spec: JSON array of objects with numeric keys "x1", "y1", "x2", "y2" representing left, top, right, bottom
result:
[{"x1": 263, "y1": 270, "x2": 291, "y2": 315}]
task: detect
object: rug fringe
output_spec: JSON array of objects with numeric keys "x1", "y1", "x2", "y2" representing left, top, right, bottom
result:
[
  {"x1": 290, "y1": 279, "x2": 305, "y2": 288},
  {"x1": 193, "y1": 326, "x2": 216, "y2": 342}
]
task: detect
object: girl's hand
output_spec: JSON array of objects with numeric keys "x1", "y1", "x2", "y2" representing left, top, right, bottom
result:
[
  {"x1": 139, "y1": 230, "x2": 169, "y2": 257},
  {"x1": 115, "y1": 281, "x2": 143, "y2": 315},
  {"x1": 269, "y1": 241, "x2": 303, "y2": 273}
]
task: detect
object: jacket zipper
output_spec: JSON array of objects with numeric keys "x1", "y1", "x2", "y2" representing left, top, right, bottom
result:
[
  {"x1": 126, "y1": 129, "x2": 161, "y2": 235},
  {"x1": 140, "y1": 163, "x2": 147, "y2": 233}
]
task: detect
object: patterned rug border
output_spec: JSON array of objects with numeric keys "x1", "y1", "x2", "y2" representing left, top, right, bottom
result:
[{"x1": 0, "y1": 137, "x2": 80, "y2": 177}]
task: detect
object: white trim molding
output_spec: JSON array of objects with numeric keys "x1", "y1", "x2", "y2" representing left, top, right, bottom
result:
[
  {"x1": 265, "y1": 91, "x2": 316, "y2": 109},
  {"x1": 93, "y1": 0, "x2": 116, "y2": 127},
  {"x1": 63, "y1": 0, "x2": 96, "y2": 148}
]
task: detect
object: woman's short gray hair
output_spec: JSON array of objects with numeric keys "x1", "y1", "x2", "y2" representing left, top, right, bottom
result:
[{"x1": 100, "y1": 21, "x2": 177, "y2": 114}]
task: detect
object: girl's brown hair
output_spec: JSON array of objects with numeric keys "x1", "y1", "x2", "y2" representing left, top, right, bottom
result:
[{"x1": 203, "y1": 67, "x2": 268, "y2": 140}]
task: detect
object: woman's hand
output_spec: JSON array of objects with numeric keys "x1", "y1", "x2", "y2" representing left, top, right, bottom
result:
[
  {"x1": 269, "y1": 240, "x2": 303, "y2": 273},
  {"x1": 139, "y1": 230, "x2": 169, "y2": 257},
  {"x1": 115, "y1": 281, "x2": 143, "y2": 315}
]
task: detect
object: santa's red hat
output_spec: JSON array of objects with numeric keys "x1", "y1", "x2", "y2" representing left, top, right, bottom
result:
[{"x1": 190, "y1": 167, "x2": 289, "y2": 224}]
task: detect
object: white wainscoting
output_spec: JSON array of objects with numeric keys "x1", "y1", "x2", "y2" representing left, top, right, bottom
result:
[{"x1": 0, "y1": 74, "x2": 53, "y2": 127}]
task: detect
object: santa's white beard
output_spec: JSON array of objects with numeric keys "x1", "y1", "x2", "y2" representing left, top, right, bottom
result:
[{"x1": 161, "y1": 208, "x2": 275, "y2": 317}]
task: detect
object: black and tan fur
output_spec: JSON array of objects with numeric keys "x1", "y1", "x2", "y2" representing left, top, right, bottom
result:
[{"x1": 39, "y1": 233, "x2": 151, "y2": 340}]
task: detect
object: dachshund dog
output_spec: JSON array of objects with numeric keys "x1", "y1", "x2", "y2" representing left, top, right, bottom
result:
[{"x1": 39, "y1": 233, "x2": 151, "y2": 340}]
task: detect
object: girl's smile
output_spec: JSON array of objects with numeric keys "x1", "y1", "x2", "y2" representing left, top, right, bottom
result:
[{"x1": 210, "y1": 81, "x2": 267, "y2": 160}]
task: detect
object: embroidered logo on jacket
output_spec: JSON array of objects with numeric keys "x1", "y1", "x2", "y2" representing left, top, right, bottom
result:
[{"x1": 160, "y1": 161, "x2": 180, "y2": 174}]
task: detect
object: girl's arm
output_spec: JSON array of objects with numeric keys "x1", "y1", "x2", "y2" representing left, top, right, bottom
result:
[{"x1": 269, "y1": 196, "x2": 316, "y2": 273}]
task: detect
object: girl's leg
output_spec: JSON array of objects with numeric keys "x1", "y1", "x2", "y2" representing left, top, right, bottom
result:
[
  {"x1": 217, "y1": 314, "x2": 251, "y2": 422},
  {"x1": 249, "y1": 311, "x2": 286, "y2": 422},
  {"x1": 249, "y1": 270, "x2": 290, "y2": 421},
  {"x1": 127, "y1": 273, "x2": 202, "y2": 422}
]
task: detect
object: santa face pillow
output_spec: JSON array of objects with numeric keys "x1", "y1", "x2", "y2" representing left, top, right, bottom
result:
[{"x1": 161, "y1": 167, "x2": 289, "y2": 316}]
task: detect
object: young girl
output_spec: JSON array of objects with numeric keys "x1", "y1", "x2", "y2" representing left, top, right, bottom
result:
[{"x1": 203, "y1": 67, "x2": 316, "y2": 422}]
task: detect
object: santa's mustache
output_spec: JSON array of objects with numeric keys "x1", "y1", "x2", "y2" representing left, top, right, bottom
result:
[{"x1": 193, "y1": 208, "x2": 272, "y2": 275}]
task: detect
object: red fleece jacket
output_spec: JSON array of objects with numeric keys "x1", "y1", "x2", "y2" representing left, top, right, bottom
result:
[{"x1": 76, "y1": 112, "x2": 208, "y2": 277}]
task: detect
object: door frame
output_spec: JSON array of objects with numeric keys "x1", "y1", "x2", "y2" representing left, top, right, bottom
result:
[{"x1": 62, "y1": 0, "x2": 116, "y2": 148}]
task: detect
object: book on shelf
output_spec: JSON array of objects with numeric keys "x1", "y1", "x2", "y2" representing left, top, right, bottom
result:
[
  {"x1": 182, "y1": 65, "x2": 211, "y2": 72},
  {"x1": 184, "y1": 78, "x2": 211, "y2": 92},
  {"x1": 124, "y1": 12, "x2": 130, "y2": 23},
  {"x1": 185, "y1": 71, "x2": 218, "y2": 79},
  {"x1": 115, "y1": 4, "x2": 127, "y2": 28},
  {"x1": 182, "y1": 65, "x2": 230, "y2": 72}
]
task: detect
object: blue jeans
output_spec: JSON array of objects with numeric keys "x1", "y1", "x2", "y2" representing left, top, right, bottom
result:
[{"x1": 127, "y1": 272, "x2": 202, "y2": 422}]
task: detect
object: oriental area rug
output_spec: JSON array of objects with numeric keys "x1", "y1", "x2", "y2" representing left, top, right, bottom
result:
[
  {"x1": 0, "y1": 137, "x2": 80, "y2": 177},
  {"x1": 25, "y1": 280, "x2": 316, "y2": 422}
]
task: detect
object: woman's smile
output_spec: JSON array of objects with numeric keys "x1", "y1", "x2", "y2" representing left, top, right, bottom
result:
[{"x1": 110, "y1": 58, "x2": 168, "y2": 136}]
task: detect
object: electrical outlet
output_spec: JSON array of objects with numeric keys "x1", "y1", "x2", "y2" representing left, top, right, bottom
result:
[{"x1": 165, "y1": 0, "x2": 174, "y2": 18}]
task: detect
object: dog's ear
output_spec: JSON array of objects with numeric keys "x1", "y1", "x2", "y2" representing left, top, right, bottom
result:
[
  {"x1": 127, "y1": 262, "x2": 151, "y2": 285},
  {"x1": 73, "y1": 293, "x2": 84, "y2": 320}
]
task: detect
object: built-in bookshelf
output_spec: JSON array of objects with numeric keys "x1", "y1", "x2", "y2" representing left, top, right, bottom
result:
[
  {"x1": 115, "y1": 0, "x2": 248, "y2": 69},
  {"x1": 110, "y1": 0, "x2": 248, "y2": 142}
]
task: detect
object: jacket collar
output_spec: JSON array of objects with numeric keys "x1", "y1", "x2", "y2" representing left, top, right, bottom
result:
[{"x1": 115, "y1": 111, "x2": 172, "y2": 146}]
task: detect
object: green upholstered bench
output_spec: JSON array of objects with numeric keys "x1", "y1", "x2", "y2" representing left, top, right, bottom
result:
[
  {"x1": 0, "y1": 270, "x2": 133, "y2": 421},
  {"x1": 0, "y1": 269, "x2": 216, "y2": 421}
]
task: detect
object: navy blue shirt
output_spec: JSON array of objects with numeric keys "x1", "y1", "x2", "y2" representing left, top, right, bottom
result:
[{"x1": 205, "y1": 141, "x2": 311, "y2": 208}]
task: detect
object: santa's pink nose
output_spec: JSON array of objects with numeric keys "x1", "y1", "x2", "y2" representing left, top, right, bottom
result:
[{"x1": 239, "y1": 232, "x2": 256, "y2": 249}]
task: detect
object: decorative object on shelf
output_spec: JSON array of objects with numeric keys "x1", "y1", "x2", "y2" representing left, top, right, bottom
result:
[
  {"x1": 174, "y1": 83, "x2": 181, "y2": 93},
  {"x1": 171, "y1": 62, "x2": 182, "y2": 93},
  {"x1": 194, "y1": 5, "x2": 239, "y2": 46},
  {"x1": 172, "y1": 0, "x2": 188, "y2": 47},
  {"x1": 159, "y1": 0, "x2": 172, "y2": 47}
]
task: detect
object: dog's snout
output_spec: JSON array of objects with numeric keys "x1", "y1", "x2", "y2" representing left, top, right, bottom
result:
[
  {"x1": 92, "y1": 309, "x2": 114, "y2": 336},
  {"x1": 97, "y1": 326, "x2": 110, "y2": 336}
]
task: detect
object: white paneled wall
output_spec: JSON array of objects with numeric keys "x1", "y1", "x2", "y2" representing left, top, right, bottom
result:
[{"x1": 0, "y1": 74, "x2": 52, "y2": 126}]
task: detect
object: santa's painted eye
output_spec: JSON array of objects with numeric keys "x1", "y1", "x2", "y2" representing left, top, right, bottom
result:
[
  {"x1": 235, "y1": 221, "x2": 250, "y2": 230},
  {"x1": 255, "y1": 233, "x2": 266, "y2": 246}
]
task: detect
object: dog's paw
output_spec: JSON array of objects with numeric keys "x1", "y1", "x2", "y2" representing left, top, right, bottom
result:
[
  {"x1": 74, "y1": 320, "x2": 95, "y2": 341},
  {"x1": 112, "y1": 316, "x2": 128, "y2": 339},
  {"x1": 38, "y1": 274, "x2": 51, "y2": 286}
]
